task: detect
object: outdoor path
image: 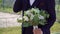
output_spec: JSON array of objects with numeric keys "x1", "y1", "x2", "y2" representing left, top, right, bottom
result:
[{"x1": 0, "y1": 12, "x2": 22, "y2": 28}]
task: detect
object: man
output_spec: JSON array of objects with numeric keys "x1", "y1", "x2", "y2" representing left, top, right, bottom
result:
[{"x1": 13, "y1": 0, "x2": 56, "y2": 34}]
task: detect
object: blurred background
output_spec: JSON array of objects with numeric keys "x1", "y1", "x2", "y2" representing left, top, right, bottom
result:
[{"x1": 0, "y1": 0, "x2": 60, "y2": 34}]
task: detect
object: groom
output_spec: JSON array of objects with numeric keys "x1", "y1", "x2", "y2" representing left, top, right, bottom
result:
[{"x1": 13, "y1": 0, "x2": 56, "y2": 34}]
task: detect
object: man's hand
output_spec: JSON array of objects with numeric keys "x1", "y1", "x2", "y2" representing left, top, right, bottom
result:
[{"x1": 33, "y1": 28, "x2": 43, "y2": 34}]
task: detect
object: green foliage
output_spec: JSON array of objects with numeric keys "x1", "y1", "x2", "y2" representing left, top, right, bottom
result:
[
  {"x1": 32, "y1": 15, "x2": 39, "y2": 25},
  {"x1": 0, "y1": 0, "x2": 2, "y2": 3},
  {"x1": 0, "y1": 0, "x2": 2, "y2": 7},
  {"x1": 0, "y1": 7, "x2": 13, "y2": 13}
]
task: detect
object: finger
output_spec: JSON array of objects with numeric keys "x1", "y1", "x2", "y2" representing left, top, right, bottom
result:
[{"x1": 38, "y1": 29, "x2": 43, "y2": 34}]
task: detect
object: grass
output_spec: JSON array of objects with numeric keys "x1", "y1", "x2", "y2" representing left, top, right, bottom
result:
[
  {"x1": 0, "y1": 7, "x2": 13, "y2": 13},
  {"x1": 51, "y1": 22, "x2": 60, "y2": 31},
  {"x1": 0, "y1": 26, "x2": 22, "y2": 34}
]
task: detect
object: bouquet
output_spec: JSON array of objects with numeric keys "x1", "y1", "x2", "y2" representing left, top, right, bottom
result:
[{"x1": 17, "y1": 8, "x2": 49, "y2": 29}]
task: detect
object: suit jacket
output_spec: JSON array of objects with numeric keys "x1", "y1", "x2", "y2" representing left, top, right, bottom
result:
[{"x1": 13, "y1": 0, "x2": 56, "y2": 34}]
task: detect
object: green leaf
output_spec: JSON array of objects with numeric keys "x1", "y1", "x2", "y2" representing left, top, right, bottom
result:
[
  {"x1": 32, "y1": 15, "x2": 39, "y2": 25},
  {"x1": 22, "y1": 22, "x2": 32, "y2": 27}
]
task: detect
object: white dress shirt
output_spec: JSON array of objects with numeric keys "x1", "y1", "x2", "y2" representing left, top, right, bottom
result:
[{"x1": 30, "y1": 0, "x2": 35, "y2": 6}]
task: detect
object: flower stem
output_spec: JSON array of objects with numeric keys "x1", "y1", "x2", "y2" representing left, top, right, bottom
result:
[{"x1": 33, "y1": 25, "x2": 38, "y2": 30}]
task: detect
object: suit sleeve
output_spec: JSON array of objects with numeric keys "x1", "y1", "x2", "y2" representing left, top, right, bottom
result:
[
  {"x1": 43, "y1": 0, "x2": 56, "y2": 29},
  {"x1": 13, "y1": 0, "x2": 22, "y2": 13}
]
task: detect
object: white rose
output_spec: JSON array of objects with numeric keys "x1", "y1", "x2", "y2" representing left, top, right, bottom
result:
[
  {"x1": 31, "y1": 8, "x2": 40, "y2": 14},
  {"x1": 23, "y1": 16, "x2": 29, "y2": 21},
  {"x1": 25, "y1": 10, "x2": 30, "y2": 14},
  {"x1": 39, "y1": 15, "x2": 44, "y2": 19},
  {"x1": 18, "y1": 17, "x2": 22, "y2": 20},
  {"x1": 30, "y1": 14, "x2": 34, "y2": 20},
  {"x1": 25, "y1": 11, "x2": 32, "y2": 16}
]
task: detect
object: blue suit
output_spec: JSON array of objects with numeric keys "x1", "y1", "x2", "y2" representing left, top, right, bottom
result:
[{"x1": 13, "y1": 0, "x2": 56, "y2": 34}]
